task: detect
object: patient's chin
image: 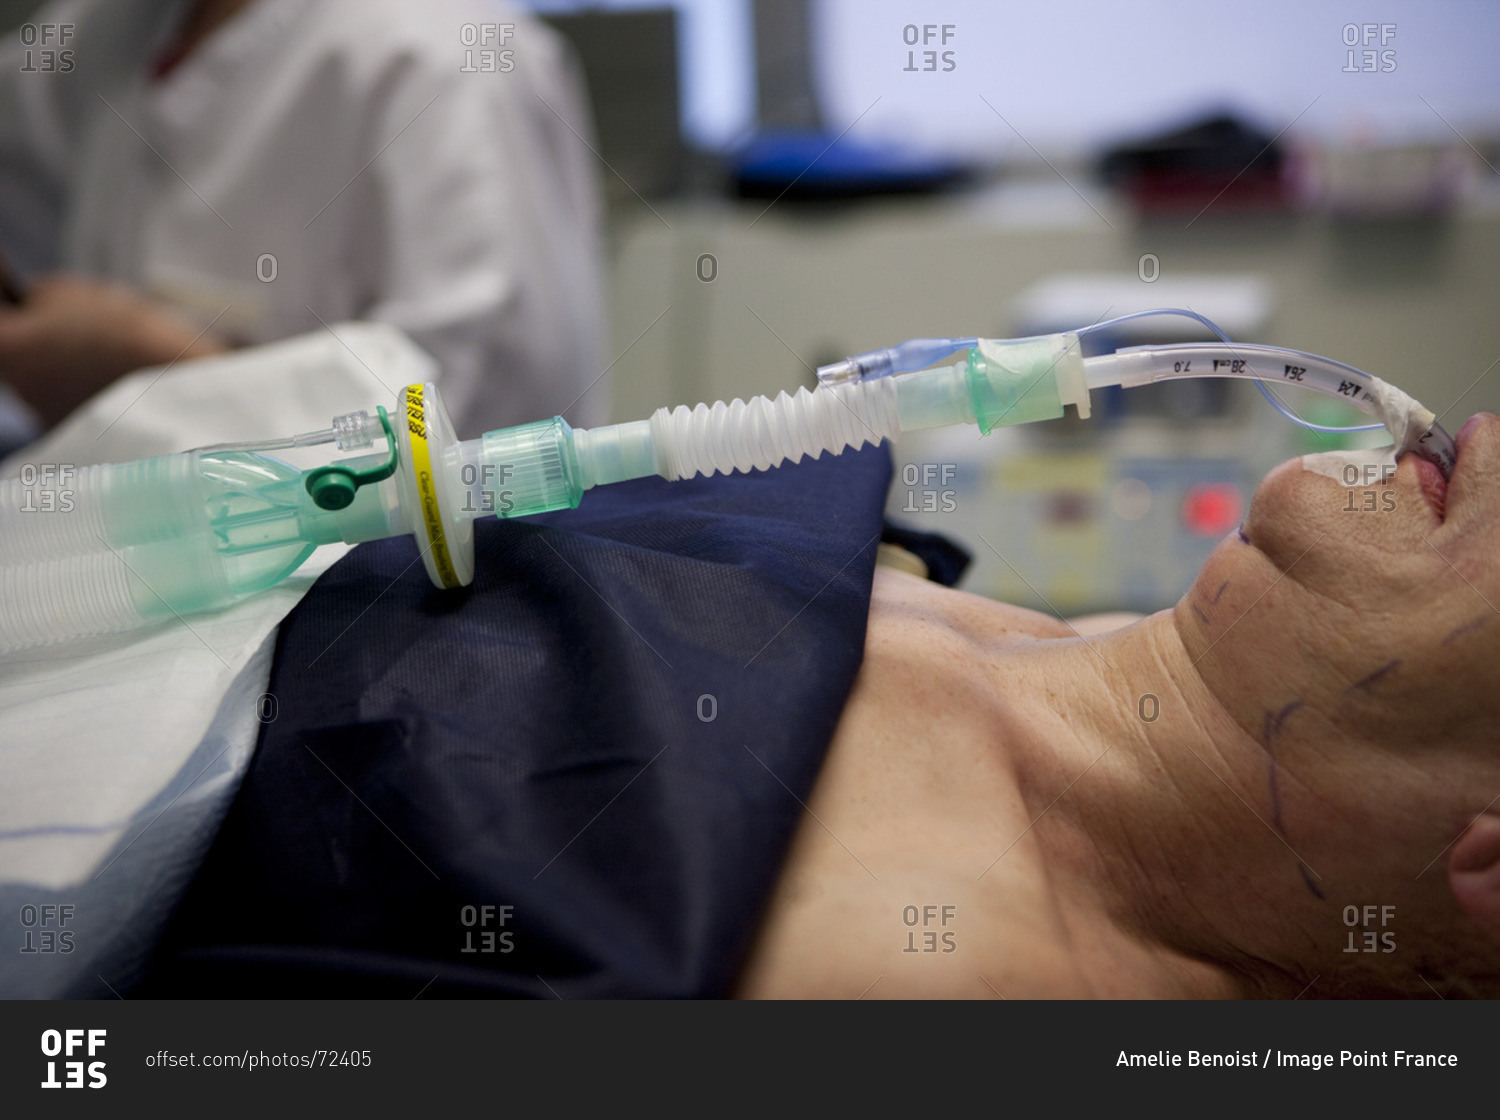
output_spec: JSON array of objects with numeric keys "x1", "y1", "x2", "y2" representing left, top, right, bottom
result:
[
  {"x1": 1243, "y1": 452, "x2": 1422, "y2": 570},
  {"x1": 1239, "y1": 459, "x2": 1330, "y2": 563}
]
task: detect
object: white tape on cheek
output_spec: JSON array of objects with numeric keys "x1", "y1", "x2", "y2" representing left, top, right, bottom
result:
[
  {"x1": 1364, "y1": 375, "x2": 1437, "y2": 457},
  {"x1": 1300, "y1": 447, "x2": 1398, "y2": 485}
]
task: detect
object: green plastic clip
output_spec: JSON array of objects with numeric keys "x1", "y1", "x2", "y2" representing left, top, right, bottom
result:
[{"x1": 303, "y1": 407, "x2": 398, "y2": 511}]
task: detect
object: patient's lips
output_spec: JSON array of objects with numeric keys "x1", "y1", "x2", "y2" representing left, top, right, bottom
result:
[
  {"x1": 1456, "y1": 414, "x2": 1485, "y2": 450},
  {"x1": 1411, "y1": 455, "x2": 1448, "y2": 520},
  {"x1": 1414, "y1": 414, "x2": 1486, "y2": 520}
]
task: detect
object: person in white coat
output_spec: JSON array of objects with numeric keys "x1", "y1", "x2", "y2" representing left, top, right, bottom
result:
[{"x1": 0, "y1": 0, "x2": 608, "y2": 439}]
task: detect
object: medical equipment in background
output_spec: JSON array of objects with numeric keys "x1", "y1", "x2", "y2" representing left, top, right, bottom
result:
[{"x1": 0, "y1": 311, "x2": 1455, "y2": 653}]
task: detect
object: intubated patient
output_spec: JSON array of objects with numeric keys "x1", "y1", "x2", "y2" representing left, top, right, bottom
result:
[
  {"x1": 738, "y1": 412, "x2": 1500, "y2": 998},
  {"x1": 149, "y1": 413, "x2": 1498, "y2": 1000}
]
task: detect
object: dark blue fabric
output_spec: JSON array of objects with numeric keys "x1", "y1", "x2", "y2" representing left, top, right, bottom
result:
[
  {"x1": 144, "y1": 446, "x2": 899, "y2": 998},
  {"x1": 881, "y1": 521, "x2": 972, "y2": 587}
]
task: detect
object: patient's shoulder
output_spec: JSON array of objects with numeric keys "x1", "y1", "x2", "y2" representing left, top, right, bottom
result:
[
  {"x1": 867, "y1": 566, "x2": 1077, "y2": 644},
  {"x1": 735, "y1": 571, "x2": 1097, "y2": 998}
]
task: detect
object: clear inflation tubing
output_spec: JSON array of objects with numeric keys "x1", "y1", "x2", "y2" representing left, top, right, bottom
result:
[{"x1": 0, "y1": 325, "x2": 1455, "y2": 653}]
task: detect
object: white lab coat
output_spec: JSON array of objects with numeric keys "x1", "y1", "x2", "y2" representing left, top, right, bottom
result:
[{"x1": 0, "y1": 0, "x2": 608, "y2": 437}]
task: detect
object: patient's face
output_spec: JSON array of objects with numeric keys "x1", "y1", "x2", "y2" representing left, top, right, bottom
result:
[{"x1": 1181, "y1": 412, "x2": 1498, "y2": 749}]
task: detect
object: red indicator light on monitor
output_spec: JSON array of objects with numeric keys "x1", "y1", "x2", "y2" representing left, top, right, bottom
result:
[{"x1": 1182, "y1": 483, "x2": 1242, "y2": 536}]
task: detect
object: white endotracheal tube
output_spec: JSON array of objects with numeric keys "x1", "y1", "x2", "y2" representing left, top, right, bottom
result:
[
  {"x1": 0, "y1": 310, "x2": 1455, "y2": 652},
  {"x1": 814, "y1": 308, "x2": 1456, "y2": 475}
]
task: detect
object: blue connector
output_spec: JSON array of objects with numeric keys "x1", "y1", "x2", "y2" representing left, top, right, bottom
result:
[{"x1": 816, "y1": 337, "x2": 977, "y2": 385}]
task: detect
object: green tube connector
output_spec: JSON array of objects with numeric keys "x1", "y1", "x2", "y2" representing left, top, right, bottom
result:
[
  {"x1": 479, "y1": 416, "x2": 585, "y2": 518},
  {"x1": 963, "y1": 333, "x2": 1089, "y2": 434}
]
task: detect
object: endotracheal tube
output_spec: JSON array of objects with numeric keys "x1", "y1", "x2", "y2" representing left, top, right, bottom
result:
[{"x1": 0, "y1": 311, "x2": 1455, "y2": 652}]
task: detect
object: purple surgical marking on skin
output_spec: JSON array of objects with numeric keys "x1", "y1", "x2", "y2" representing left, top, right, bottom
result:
[
  {"x1": 1260, "y1": 700, "x2": 1304, "y2": 834},
  {"x1": 1261, "y1": 701, "x2": 1305, "y2": 750},
  {"x1": 1441, "y1": 616, "x2": 1490, "y2": 646},
  {"x1": 1347, "y1": 659, "x2": 1401, "y2": 693},
  {"x1": 1210, "y1": 580, "x2": 1230, "y2": 604},
  {"x1": 1192, "y1": 603, "x2": 1211, "y2": 626},
  {"x1": 1298, "y1": 864, "x2": 1325, "y2": 901},
  {"x1": 1235, "y1": 525, "x2": 1250, "y2": 544},
  {"x1": 1259, "y1": 699, "x2": 1321, "y2": 899}
]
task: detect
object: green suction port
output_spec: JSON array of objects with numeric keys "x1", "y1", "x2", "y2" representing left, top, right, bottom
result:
[{"x1": 303, "y1": 407, "x2": 399, "y2": 510}]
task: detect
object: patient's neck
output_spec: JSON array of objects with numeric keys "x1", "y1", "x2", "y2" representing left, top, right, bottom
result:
[{"x1": 989, "y1": 607, "x2": 1475, "y2": 998}]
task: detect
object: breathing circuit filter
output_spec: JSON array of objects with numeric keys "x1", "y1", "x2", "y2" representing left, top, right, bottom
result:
[{"x1": 0, "y1": 319, "x2": 1456, "y2": 653}]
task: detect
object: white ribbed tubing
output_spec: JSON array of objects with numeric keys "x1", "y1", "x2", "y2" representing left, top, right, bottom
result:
[
  {"x1": 650, "y1": 378, "x2": 901, "y2": 481},
  {"x1": 0, "y1": 465, "x2": 113, "y2": 565},
  {"x1": 0, "y1": 454, "x2": 200, "y2": 566},
  {"x1": 0, "y1": 552, "x2": 153, "y2": 652}
]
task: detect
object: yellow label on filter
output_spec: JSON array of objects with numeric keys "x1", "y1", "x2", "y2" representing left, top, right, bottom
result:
[{"x1": 403, "y1": 384, "x2": 460, "y2": 588}]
